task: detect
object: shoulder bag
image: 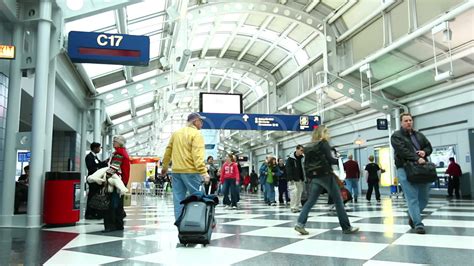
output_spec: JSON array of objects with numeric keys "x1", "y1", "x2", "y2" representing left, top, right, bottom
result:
[{"x1": 404, "y1": 161, "x2": 437, "y2": 184}]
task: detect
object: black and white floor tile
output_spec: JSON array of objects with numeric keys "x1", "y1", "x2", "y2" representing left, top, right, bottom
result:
[{"x1": 1, "y1": 193, "x2": 474, "y2": 265}]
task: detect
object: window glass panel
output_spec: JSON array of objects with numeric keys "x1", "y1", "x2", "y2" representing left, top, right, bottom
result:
[
  {"x1": 96, "y1": 80, "x2": 126, "y2": 94},
  {"x1": 134, "y1": 92, "x2": 155, "y2": 107},
  {"x1": 83, "y1": 63, "x2": 122, "y2": 79},
  {"x1": 294, "y1": 50, "x2": 309, "y2": 65},
  {"x1": 65, "y1": 11, "x2": 115, "y2": 33},
  {"x1": 191, "y1": 35, "x2": 207, "y2": 50},
  {"x1": 127, "y1": 0, "x2": 166, "y2": 21},
  {"x1": 129, "y1": 16, "x2": 164, "y2": 35},
  {"x1": 112, "y1": 114, "x2": 132, "y2": 125},
  {"x1": 255, "y1": 85, "x2": 264, "y2": 97},
  {"x1": 134, "y1": 70, "x2": 159, "y2": 82},
  {"x1": 123, "y1": 131, "x2": 134, "y2": 139},
  {"x1": 209, "y1": 34, "x2": 229, "y2": 49},
  {"x1": 106, "y1": 101, "x2": 130, "y2": 116},
  {"x1": 136, "y1": 107, "x2": 153, "y2": 116},
  {"x1": 149, "y1": 34, "x2": 161, "y2": 58}
]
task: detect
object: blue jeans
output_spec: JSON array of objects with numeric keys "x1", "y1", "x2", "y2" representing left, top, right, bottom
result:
[
  {"x1": 222, "y1": 178, "x2": 238, "y2": 207},
  {"x1": 265, "y1": 182, "x2": 276, "y2": 203},
  {"x1": 397, "y1": 168, "x2": 431, "y2": 228},
  {"x1": 345, "y1": 178, "x2": 359, "y2": 199},
  {"x1": 171, "y1": 173, "x2": 202, "y2": 221},
  {"x1": 297, "y1": 174, "x2": 351, "y2": 230},
  {"x1": 259, "y1": 176, "x2": 266, "y2": 201}
]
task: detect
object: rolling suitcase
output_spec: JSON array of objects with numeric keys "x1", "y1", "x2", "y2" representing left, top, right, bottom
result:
[{"x1": 176, "y1": 185, "x2": 215, "y2": 246}]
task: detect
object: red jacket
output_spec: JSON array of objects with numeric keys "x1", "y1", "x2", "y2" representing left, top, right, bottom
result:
[
  {"x1": 112, "y1": 147, "x2": 131, "y2": 185},
  {"x1": 220, "y1": 162, "x2": 239, "y2": 183},
  {"x1": 343, "y1": 160, "x2": 360, "y2": 179},
  {"x1": 445, "y1": 162, "x2": 462, "y2": 177}
]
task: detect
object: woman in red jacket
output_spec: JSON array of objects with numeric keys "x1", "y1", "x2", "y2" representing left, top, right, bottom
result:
[
  {"x1": 220, "y1": 154, "x2": 239, "y2": 209},
  {"x1": 103, "y1": 135, "x2": 130, "y2": 232}
]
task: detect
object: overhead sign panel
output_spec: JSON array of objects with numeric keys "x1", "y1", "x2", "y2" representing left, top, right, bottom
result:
[
  {"x1": 201, "y1": 112, "x2": 320, "y2": 131},
  {"x1": 0, "y1": 44, "x2": 15, "y2": 59},
  {"x1": 67, "y1": 31, "x2": 150, "y2": 66}
]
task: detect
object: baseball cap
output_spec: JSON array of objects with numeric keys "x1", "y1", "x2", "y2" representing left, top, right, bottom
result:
[{"x1": 187, "y1": 112, "x2": 206, "y2": 122}]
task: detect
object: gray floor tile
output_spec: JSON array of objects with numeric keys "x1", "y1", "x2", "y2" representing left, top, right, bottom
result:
[
  {"x1": 233, "y1": 252, "x2": 365, "y2": 266},
  {"x1": 310, "y1": 230, "x2": 404, "y2": 244},
  {"x1": 65, "y1": 239, "x2": 163, "y2": 259},
  {"x1": 210, "y1": 235, "x2": 302, "y2": 251},
  {"x1": 371, "y1": 245, "x2": 474, "y2": 265}
]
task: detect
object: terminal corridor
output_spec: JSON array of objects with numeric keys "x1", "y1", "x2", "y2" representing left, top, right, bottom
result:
[{"x1": 3, "y1": 193, "x2": 473, "y2": 265}]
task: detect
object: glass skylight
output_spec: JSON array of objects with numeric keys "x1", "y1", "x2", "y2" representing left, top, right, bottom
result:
[
  {"x1": 128, "y1": 16, "x2": 164, "y2": 36},
  {"x1": 133, "y1": 92, "x2": 155, "y2": 107},
  {"x1": 106, "y1": 100, "x2": 130, "y2": 116},
  {"x1": 83, "y1": 63, "x2": 122, "y2": 79},
  {"x1": 126, "y1": 0, "x2": 166, "y2": 21},
  {"x1": 96, "y1": 80, "x2": 126, "y2": 94},
  {"x1": 136, "y1": 107, "x2": 154, "y2": 116},
  {"x1": 112, "y1": 114, "x2": 132, "y2": 124},
  {"x1": 65, "y1": 11, "x2": 115, "y2": 34}
]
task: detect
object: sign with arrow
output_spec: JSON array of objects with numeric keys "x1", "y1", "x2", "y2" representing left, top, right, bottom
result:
[{"x1": 200, "y1": 112, "x2": 320, "y2": 132}]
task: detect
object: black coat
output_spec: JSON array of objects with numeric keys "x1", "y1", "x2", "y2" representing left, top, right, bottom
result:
[
  {"x1": 85, "y1": 152, "x2": 108, "y2": 176},
  {"x1": 391, "y1": 127, "x2": 432, "y2": 168}
]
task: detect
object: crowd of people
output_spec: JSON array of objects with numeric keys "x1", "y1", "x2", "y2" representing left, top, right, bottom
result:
[{"x1": 78, "y1": 111, "x2": 463, "y2": 238}]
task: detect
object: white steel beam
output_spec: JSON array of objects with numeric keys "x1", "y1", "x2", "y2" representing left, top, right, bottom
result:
[
  {"x1": 219, "y1": 14, "x2": 249, "y2": 58},
  {"x1": 373, "y1": 45, "x2": 472, "y2": 92},
  {"x1": 340, "y1": 1, "x2": 474, "y2": 76},
  {"x1": 271, "y1": 31, "x2": 319, "y2": 74},
  {"x1": 337, "y1": 0, "x2": 397, "y2": 42},
  {"x1": 255, "y1": 22, "x2": 298, "y2": 66},
  {"x1": 237, "y1": 16, "x2": 274, "y2": 61},
  {"x1": 201, "y1": 19, "x2": 221, "y2": 58}
]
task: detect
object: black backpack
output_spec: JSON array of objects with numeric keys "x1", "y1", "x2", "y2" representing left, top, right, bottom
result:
[{"x1": 304, "y1": 142, "x2": 331, "y2": 177}]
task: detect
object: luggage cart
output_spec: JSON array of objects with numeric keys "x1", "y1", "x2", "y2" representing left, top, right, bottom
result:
[{"x1": 390, "y1": 177, "x2": 403, "y2": 198}]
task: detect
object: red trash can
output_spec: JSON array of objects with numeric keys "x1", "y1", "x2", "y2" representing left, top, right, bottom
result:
[{"x1": 43, "y1": 172, "x2": 81, "y2": 225}]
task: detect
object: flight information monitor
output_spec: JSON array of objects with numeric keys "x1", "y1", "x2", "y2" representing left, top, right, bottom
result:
[{"x1": 199, "y1": 93, "x2": 243, "y2": 114}]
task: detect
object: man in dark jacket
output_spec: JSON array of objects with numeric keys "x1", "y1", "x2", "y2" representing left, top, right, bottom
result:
[
  {"x1": 85, "y1": 142, "x2": 108, "y2": 219},
  {"x1": 286, "y1": 145, "x2": 305, "y2": 213},
  {"x1": 445, "y1": 157, "x2": 462, "y2": 199},
  {"x1": 343, "y1": 154, "x2": 360, "y2": 202},
  {"x1": 277, "y1": 158, "x2": 290, "y2": 205},
  {"x1": 391, "y1": 112, "x2": 433, "y2": 234}
]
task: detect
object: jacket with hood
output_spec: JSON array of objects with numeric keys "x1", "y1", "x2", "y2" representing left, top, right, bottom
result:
[{"x1": 286, "y1": 152, "x2": 305, "y2": 182}]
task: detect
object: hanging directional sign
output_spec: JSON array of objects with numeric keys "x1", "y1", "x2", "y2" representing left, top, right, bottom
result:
[
  {"x1": 67, "y1": 31, "x2": 150, "y2": 66},
  {"x1": 376, "y1": 118, "x2": 388, "y2": 130},
  {"x1": 18, "y1": 151, "x2": 31, "y2": 162},
  {"x1": 200, "y1": 112, "x2": 320, "y2": 131}
]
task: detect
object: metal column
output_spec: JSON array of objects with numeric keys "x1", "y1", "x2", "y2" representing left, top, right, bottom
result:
[
  {"x1": 27, "y1": 0, "x2": 52, "y2": 227},
  {"x1": 93, "y1": 99, "x2": 101, "y2": 143},
  {"x1": 43, "y1": 59, "x2": 56, "y2": 172},
  {"x1": 0, "y1": 24, "x2": 24, "y2": 226},
  {"x1": 43, "y1": 8, "x2": 61, "y2": 173},
  {"x1": 394, "y1": 108, "x2": 401, "y2": 130},
  {"x1": 79, "y1": 111, "x2": 88, "y2": 219},
  {"x1": 387, "y1": 113, "x2": 395, "y2": 185}
]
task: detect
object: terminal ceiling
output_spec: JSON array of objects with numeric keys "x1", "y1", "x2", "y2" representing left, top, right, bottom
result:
[{"x1": 57, "y1": 0, "x2": 473, "y2": 155}]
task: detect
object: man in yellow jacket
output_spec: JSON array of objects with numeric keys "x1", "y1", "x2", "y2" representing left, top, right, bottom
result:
[{"x1": 161, "y1": 112, "x2": 210, "y2": 220}]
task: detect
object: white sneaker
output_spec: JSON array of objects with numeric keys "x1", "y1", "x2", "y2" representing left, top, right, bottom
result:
[{"x1": 224, "y1": 205, "x2": 231, "y2": 209}]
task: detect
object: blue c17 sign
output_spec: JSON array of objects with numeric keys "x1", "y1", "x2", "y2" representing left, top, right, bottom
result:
[
  {"x1": 200, "y1": 112, "x2": 320, "y2": 131},
  {"x1": 67, "y1": 31, "x2": 150, "y2": 66}
]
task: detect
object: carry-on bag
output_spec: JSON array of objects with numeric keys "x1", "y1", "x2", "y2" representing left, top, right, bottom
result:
[{"x1": 176, "y1": 184, "x2": 216, "y2": 246}]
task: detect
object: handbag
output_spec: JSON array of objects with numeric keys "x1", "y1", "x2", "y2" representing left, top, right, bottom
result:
[
  {"x1": 340, "y1": 187, "x2": 352, "y2": 203},
  {"x1": 404, "y1": 161, "x2": 437, "y2": 184},
  {"x1": 88, "y1": 186, "x2": 110, "y2": 210}
]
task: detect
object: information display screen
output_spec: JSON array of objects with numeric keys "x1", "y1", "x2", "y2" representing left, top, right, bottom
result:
[{"x1": 200, "y1": 93, "x2": 242, "y2": 114}]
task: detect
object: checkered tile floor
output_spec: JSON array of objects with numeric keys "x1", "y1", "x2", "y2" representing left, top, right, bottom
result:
[{"x1": 7, "y1": 193, "x2": 474, "y2": 265}]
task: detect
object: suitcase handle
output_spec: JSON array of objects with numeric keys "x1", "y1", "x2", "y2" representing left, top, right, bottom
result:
[{"x1": 200, "y1": 182, "x2": 212, "y2": 195}]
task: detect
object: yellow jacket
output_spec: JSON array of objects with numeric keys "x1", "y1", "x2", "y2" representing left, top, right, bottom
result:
[{"x1": 162, "y1": 125, "x2": 207, "y2": 175}]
